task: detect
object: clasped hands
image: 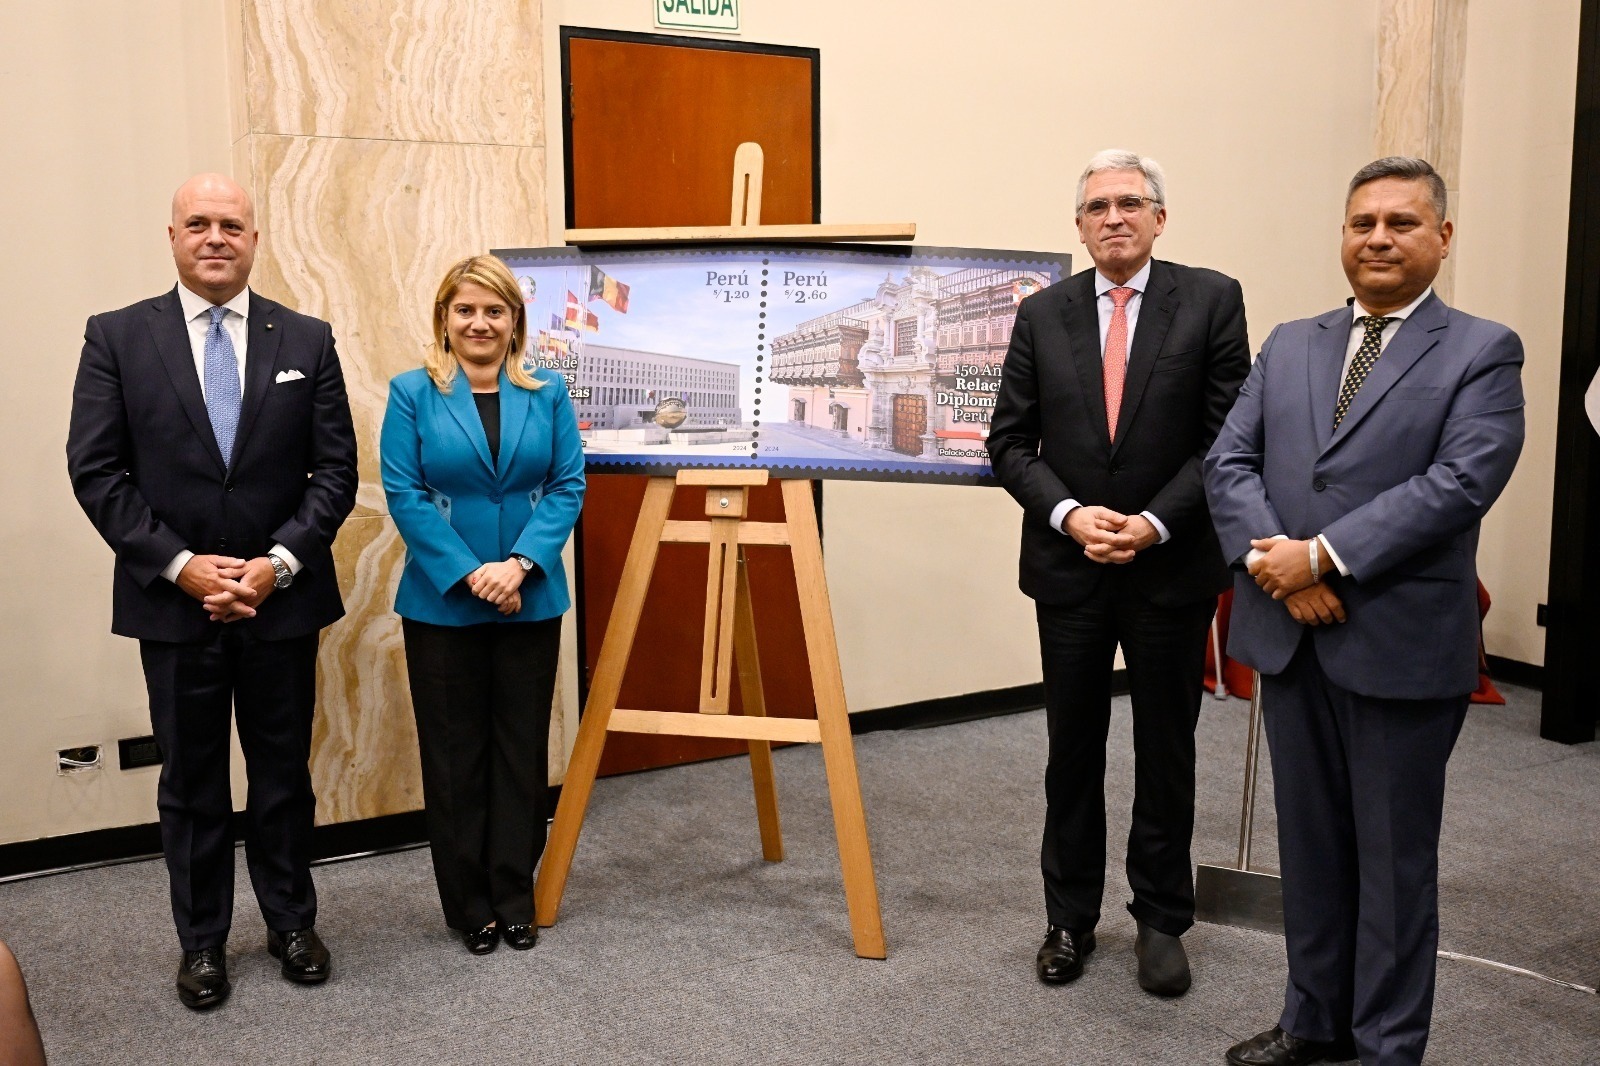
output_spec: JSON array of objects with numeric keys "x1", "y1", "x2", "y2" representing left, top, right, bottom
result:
[
  {"x1": 1247, "y1": 537, "x2": 1346, "y2": 627},
  {"x1": 467, "y1": 559, "x2": 525, "y2": 616},
  {"x1": 176, "y1": 554, "x2": 276, "y2": 623},
  {"x1": 1065, "y1": 505, "x2": 1160, "y2": 564}
]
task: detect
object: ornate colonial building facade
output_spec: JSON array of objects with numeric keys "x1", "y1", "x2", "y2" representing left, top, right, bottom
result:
[{"x1": 769, "y1": 266, "x2": 1049, "y2": 457}]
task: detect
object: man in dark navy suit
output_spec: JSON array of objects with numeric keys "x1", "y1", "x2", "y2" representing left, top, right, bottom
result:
[
  {"x1": 67, "y1": 173, "x2": 357, "y2": 1010},
  {"x1": 1206, "y1": 157, "x2": 1525, "y2": 1066},
  {"x1": 988, "y1": 150, "x2": 1250, "y2": 997}
]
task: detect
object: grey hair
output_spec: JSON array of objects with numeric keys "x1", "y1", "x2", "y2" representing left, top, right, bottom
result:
[
  {"x1": 1074, "y1": 149, "x2": 1167, "y2": 215},
  {"x1": 1347, "y1": 156, "x2": 1448, "y2": 222}
]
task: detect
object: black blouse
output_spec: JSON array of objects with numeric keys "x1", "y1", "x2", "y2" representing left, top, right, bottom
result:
[{"x1": 472, "y1": 392, "x2": 500, "y2": 466}]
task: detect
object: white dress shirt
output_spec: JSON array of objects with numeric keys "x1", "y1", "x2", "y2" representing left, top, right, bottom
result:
[
  {"x1": 1244, "y1": 287, "x2": 1433, "y2": 577},
  {"x1": 161, "y1": 283, "x2": 301, "y2": 583},
  {"x1": 1049, "y1": 259, "x2": 1172, "y2": 544}
]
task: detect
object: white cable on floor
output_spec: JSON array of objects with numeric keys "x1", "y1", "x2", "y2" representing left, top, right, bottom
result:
[{"x1": 1437, "y1": 950, "x2": 1598, "y2": 995}]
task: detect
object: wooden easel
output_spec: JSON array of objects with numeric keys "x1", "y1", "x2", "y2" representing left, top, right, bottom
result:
[
  {"x1": 534, "y1": 470, "x2": 885, "y2": 957},
  {"x1": 534, "y1": 145, "x2": 913, "y2": 959}
]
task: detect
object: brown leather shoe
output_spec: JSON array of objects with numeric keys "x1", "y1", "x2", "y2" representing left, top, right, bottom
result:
[
  {"x1": 1034, "y1": 925, "x2": 1096, "y2": 984},
  {"x1": 176, "y1": 947, "x2": 231, "y2": 1010},
  {"x1": 1226, "y1": 1026, "x2": 1358, "y2": 1065}
]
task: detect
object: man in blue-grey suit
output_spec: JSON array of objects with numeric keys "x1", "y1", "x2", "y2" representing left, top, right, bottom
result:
[{"x1": 1205, "y1": 157, "x2": 1524, "y2": 1066}]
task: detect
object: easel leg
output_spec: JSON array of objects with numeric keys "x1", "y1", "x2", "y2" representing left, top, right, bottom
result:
[
  {"x1": 535, "y1": 478, "x2": 676, "y2": 927},
  {"x1": 780, "y1": 480, "x2": 886, "y2": 959},
  {"x1": 733, "y1": 551, "x2": 783, "y2": 862}
]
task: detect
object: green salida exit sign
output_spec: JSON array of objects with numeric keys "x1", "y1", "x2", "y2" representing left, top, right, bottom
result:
[{"x1": 655, "y1": 0, "x2": 740, "y2": 34}]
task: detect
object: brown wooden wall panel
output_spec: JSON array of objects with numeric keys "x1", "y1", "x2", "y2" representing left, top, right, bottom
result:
[
  {"x1": 562, "y1": 30, "x2": 820, "y2": 775},
  {"x1": 565, "y1": 34, "x2": 815, "y2": 230}
]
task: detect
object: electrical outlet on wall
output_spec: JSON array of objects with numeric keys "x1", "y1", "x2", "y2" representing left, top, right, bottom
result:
[{"x1": 118, "y1": 735, "x2": 162, "y2": 770}]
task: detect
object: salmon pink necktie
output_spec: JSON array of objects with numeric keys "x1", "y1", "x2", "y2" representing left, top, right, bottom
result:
[{"x1": 1104, "y1": 286, "x2": 1134, "y2": 441}]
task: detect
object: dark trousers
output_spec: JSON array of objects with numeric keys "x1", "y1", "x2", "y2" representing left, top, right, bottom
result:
[
  {"x1": 402, "y1": 617, "x2": 560, "y2": 930},
  {"x1": 1035, "y1": 580, "x2": 1214, "y2": 936},
  {"x1": 1262, "y1": 639, "x2": 1467, "y2": 1066},
  {"x1": 139, "y1": 629, "x2": 320, "y2": 951}
]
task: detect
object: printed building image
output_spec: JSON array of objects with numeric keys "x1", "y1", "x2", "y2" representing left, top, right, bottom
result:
[
  {"x1": 768, "y1": 266, "x2": 1049, "y2": 458},
  {"x1": 767, "y1": 301, "x2": 872, "y2": 443},
  {"x1": 570, "y1": 343, "x2": 741, "y2": 430}
]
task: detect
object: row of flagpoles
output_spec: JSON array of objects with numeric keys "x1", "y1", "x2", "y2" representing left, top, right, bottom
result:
[{"x1": 533, "y1": 265, "x2": 630, "y2": 361}]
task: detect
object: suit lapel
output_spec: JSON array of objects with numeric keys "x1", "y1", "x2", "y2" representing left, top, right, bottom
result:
[
  {"x1": 1111, "y1": 260, "x2": 1175, "y2": 456},
  {"x1": 230, "y1": 292, "x2": 283, "y2": 466},
  {"x1": 1309, "y1": 305, "x2": 1350, "y2": 453},
  {"x1": 1325, "y1": 293, "x2": 1446, "y2": 450},
  {"x1": 443, "y1": 372, "x2": 497, "y2": 474},
  {"x1": 147, "y1": 288, "x2": 227, "y2": 473},
  {"x1": 1061, "y1": 271, "x2": 1110, "y2": 448},
  {"x1": 497, "y1": 370, "x2": 530, "y2": 478}
]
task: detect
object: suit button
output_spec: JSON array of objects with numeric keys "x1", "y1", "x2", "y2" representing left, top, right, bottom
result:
[
  {"x1": 489, "y1": 491, "x2": 503, "y2": 503},
  {"x1": 218, "y1": 538, "x2": 228, "y2": 548},
  {"x1": 1313, "y1": 479, "x2": 1326, "y2": 492},
  {"x1": 1109, "y1": 465, "x2": 1122, "y2": 475},
  {"x1": 225, "y1": 481, "x2": 235, "y2": 492}
]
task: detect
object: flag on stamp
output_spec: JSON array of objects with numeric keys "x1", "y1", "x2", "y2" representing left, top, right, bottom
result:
[
  {"x1": 564, "y1": 290, "x2": 600, "y2": 332},
  {"x1": 587, "y1": 265, "x2": 631, "y2": 313}
]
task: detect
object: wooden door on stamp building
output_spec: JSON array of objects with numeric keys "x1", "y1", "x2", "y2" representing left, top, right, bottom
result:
[
  {"x1": 891, "y1": 395, "x2": 926, "y2": 455},
  {"x1": 562, "y1": 28, "x2": 821, "y2": 775}
]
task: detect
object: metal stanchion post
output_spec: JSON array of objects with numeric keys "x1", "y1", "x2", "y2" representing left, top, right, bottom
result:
[{"x1": 1194, "y1": 674, "x2": 1284, "y2": 933}]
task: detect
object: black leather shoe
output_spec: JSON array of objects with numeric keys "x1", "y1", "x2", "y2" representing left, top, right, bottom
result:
[
  {"x1": 176, "y1": 947, "x2": 231, "y2": 1010},
  {"x1": 463, "y1": 923, "x2": 499, "y2": 955},
  {"x1": 1226, "y1": 1026, "x2": 1358, "y2": 1065},
  {"x1": 266, "y1": 927, "x2": 331, "y2": 984},
  {"x1": 1034, "y1": 925, "x2": 1096, "y2": 984},
  {"x1": 501, "y1": 924, "x2": 537, "y2": 950},
  {"x1": 1134, "y1": 921, "x2": 1191, "y2": 996}
]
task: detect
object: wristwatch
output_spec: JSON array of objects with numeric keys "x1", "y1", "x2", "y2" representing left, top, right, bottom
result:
[
  {"x1": 511, "y1": 554, "x2": 535, "y2": 573},
  {"x1": 268, "y1": 553, "x2": 294, "y2": 589}
]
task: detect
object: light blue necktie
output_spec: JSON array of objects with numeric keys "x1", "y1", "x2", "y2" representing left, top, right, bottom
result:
[{"x1": 203, "y1": 305, "x2": 242, "y2": 466}]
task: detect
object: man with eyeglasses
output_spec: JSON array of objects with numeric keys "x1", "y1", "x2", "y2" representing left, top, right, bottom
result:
[
  {"x1": 1206, "y1": 157, "x2": 1523, "y2": 1065},
  {"x1": 988, "y1": 149, "x2": 1250, "y2": 997}
]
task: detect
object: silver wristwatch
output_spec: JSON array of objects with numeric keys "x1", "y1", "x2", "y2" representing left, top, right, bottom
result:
[
  {"x1": 511, "y1": 554, "x2": 535, "y2": 573},
  {"x1": 268, "y1": 553, "x2": 294, "y2": 589}
]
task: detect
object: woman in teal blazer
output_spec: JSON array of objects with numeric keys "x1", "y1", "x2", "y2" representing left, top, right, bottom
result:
[{"x1": 380, "y1": 255, "x2": 585, "y2": 956}]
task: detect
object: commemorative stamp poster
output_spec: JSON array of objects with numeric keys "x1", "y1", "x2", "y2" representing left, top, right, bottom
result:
[{"x1": 494, "y1": 244, "x2": 1071, "y2": 483}]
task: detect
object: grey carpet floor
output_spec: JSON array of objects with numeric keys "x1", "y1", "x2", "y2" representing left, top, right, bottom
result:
[{"x1": 3, "y1": 682, "x2": 1596, "y2": 1064}]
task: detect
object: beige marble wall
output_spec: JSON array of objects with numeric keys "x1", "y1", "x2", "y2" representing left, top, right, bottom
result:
[
  {"x1": 229, "y1": 0, "x2": 568, "y2": 824},
  {"x1": 1376, "y1": 0, "x2": 1468, "y2": 299}
]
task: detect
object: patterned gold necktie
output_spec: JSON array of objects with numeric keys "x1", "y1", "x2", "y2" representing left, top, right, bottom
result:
[{"x1": 1334, "y1": 315, "x2": 1396, "y2": 430}]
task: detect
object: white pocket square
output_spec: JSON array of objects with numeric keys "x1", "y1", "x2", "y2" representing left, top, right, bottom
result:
[{"x1": 275, "y1": 369, "x2": 306, "y2": 383}]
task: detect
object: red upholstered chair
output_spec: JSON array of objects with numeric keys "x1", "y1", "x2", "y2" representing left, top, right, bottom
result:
[{"x1": 1203, "y1": 582, "x2": 1503, "y2": 705}]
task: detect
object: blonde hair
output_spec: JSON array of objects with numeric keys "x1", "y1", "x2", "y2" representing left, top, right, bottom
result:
[{"x1": 423, "y1": 255, "x2": 543, "y2": 392}]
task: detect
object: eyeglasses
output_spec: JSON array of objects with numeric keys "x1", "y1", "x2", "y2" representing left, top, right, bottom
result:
[{"x1": 1078, "y1": 195, "x2": 1161, "y2": 220}]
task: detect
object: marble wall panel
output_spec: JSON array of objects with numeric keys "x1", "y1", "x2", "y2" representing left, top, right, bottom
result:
[
  {"x1": 1376, "y1": 0, "x2": 1468, "y2": 299},
  {"x1": 315, "y1": 516, "x2": 579, "y2": 822},
  {"x1": 241, "y1": 0, "x2": 542, "y2": 146},
  {"x1": 1376, "y1": 0, "x2": 1436, "y2": 163},
  {"x1": 230, "y1": 0, "x2": 570, "y2": 825},
  {"x1": 316, "y1": 514, "x2": 417, "y2": 822},
  {"x1": 237, "y1": 135, "x2": 551, "y2": 823},
  {"x1": 1376, "y1": 0, "x2": 1467, "y2": 184},
  {"x1": 242, "y1": 134, "x2": 547, "y2": 518}
]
